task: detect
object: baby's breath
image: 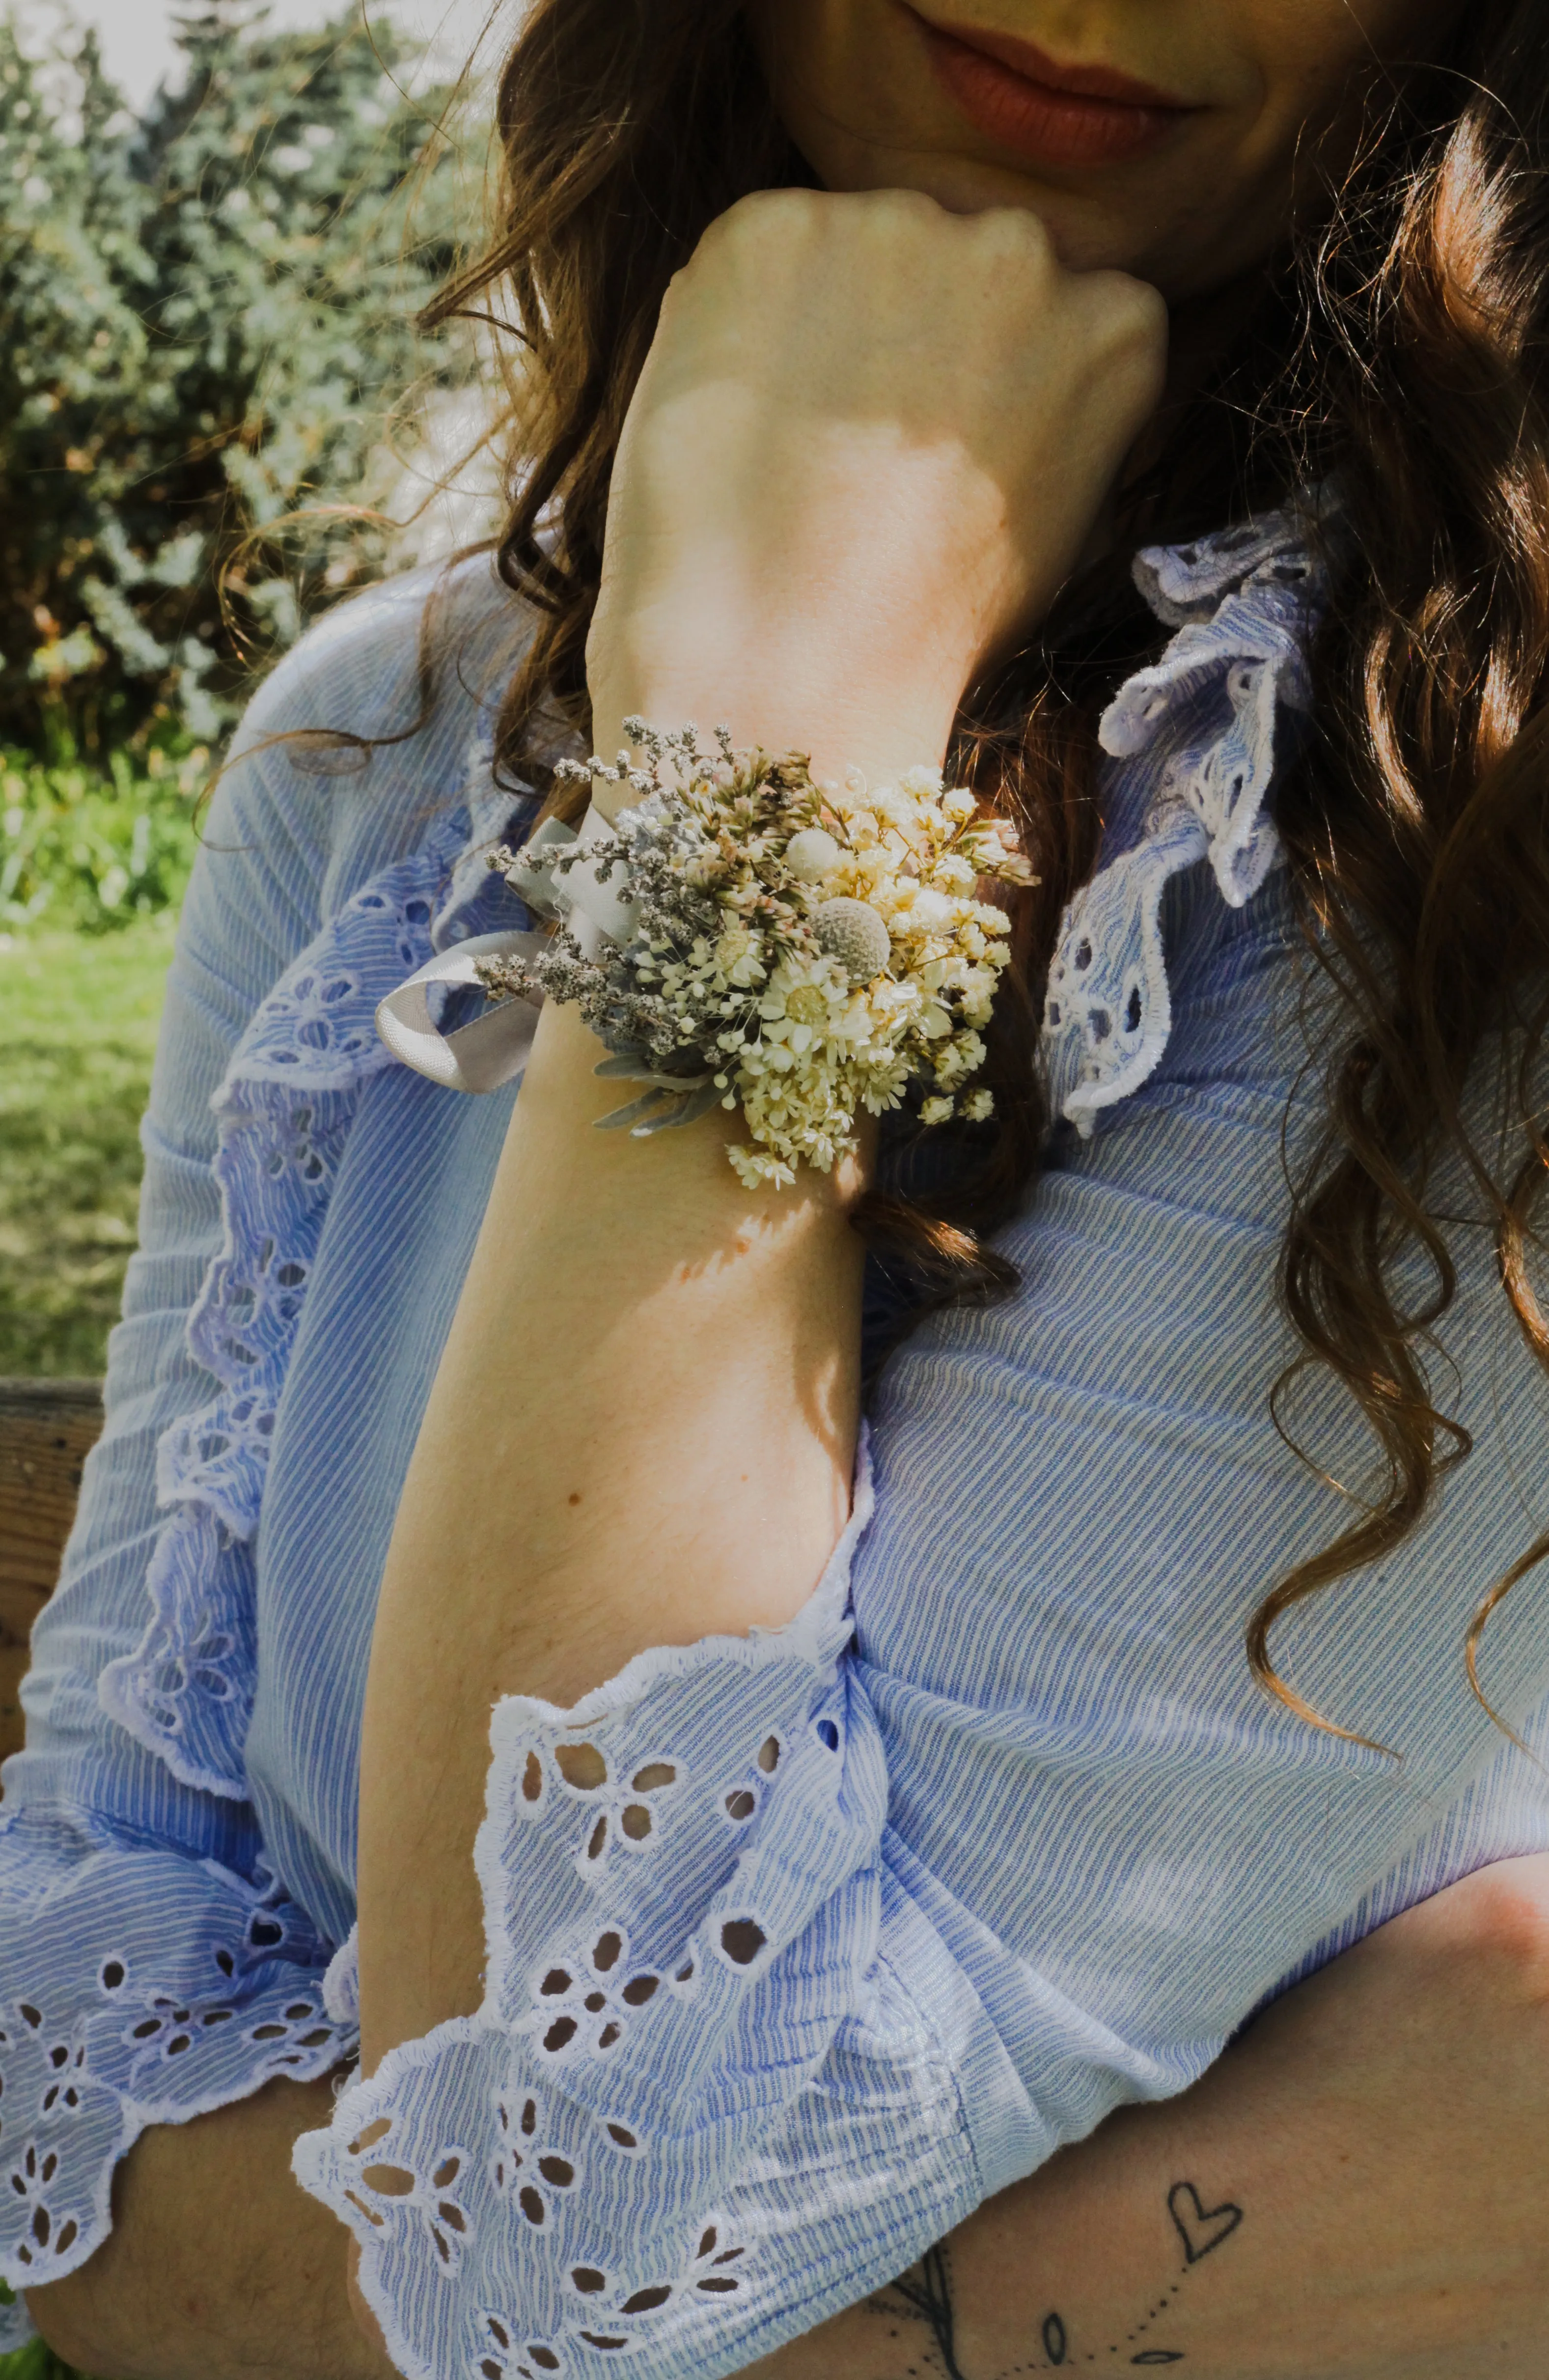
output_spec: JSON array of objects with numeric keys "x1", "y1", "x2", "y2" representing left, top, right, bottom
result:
[{"x1": 480, "y1": 721, "x2": 1036, "y2": 1188}]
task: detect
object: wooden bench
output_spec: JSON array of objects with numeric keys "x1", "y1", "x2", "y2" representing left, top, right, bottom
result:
[{"x1": 0, "y1": 1378, "x2": 105, "y2": 1770}]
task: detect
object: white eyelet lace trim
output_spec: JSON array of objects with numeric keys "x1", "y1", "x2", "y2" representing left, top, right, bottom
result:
[
  {"x1": 1040, "y1": 507, "x2": 1326, "y2": 1137},
  {"x1": 91, "y1": 517, "x2": 1327, "y2": 1808},
  {"x1": 96, "y1": 723, "x2": 537, "y2": 1800},
  {"x1": 292, "y1": 1446, "x2": 881, "y2": 2380},
  {"x1": 0, "y1": 1844, "x2": 355, "y2": 2329}
]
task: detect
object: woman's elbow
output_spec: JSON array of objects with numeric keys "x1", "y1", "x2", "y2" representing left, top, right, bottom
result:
[
  {"x1": 1400, "y1": 1850, "x2": 1549, "y2": 2003},
  {"x1": 26, "y1": 2268, "x2": 133, "y2": 2380}
]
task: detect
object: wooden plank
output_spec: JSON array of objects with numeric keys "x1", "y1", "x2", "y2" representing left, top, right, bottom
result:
[{"x1": 0, "y1": 1377, "x2": 105, "y2": 1768}]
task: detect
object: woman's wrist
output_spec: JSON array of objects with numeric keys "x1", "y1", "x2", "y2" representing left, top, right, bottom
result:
[
  {"x1": 585, "y1": 674, "x2": 967, "y2": 825},
  {"x1": 491, "y1": 714, "x2": 1028, "y2": 1189}
]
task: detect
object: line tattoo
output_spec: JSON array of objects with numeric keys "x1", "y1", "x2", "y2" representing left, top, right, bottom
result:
[
  {"x1": 890, "y1": 2240, "x2": 970, "y2": 2379},
  {"x1": 876, "y1": 2176, "x2": 1244, "y2": 2379}
]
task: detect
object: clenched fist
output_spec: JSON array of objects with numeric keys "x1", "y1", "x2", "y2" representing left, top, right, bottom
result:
[{"x1": 586, "y1": 185, "x2": 1166, "y2": 801}]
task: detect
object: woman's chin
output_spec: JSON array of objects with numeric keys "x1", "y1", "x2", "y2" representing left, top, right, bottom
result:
[{"x1": 816, "y1": 143, "x2": 1144, "y2": 268}]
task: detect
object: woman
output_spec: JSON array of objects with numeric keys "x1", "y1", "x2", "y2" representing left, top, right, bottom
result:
[{"x1": 8, "y1": 0, "x2": 1549, "y2": 2375}]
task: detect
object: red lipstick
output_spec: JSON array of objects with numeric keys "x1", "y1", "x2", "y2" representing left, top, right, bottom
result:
[{"x1": 913, "y1": 13, "x2": 1195, "y2": 170}]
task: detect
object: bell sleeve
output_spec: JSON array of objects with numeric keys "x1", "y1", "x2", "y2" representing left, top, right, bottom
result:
[
  {"x1": 0, "y1": 618, "x2": 401, "y2": 2340},
  {"x1": 292, "y1": 1447, "x2": 985, "y2": 2380}
]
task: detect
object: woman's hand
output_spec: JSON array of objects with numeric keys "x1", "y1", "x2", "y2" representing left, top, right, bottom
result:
[{"x1": 587, "y1": 185, "x2": 1166, "y2": 796}]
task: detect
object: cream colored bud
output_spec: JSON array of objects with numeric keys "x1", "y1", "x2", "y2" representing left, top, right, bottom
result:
[
  {"x1": 785, "y1": 826, "x2": 843, "y2": 882},
  {"x1": 907, "y1": 888, "x2": 956, "y2": 934}
]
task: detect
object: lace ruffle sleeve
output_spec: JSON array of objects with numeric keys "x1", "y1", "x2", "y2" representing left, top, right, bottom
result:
[
  {"x1": 0, "y1": 572, "x2": 525, "y2": 2347},
  {"x1": 292, "y1": 1445, "x2": 982, "y2": 2380},
  {"x1": 0, "y1": 1819, "x2": 353, "y2": 2343}
]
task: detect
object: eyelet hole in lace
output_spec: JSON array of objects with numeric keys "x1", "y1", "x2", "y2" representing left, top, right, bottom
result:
[
  {"x1": 348, "y1": 2117, "x2": 392, "y2": 2156},
  {"x1": 719, "y1": 1919, "x2": 766, "y2": 1968},
  {"x1": 360, "y1": 2163, "x2": 415, "y2": 2197},
  {"x1": 723, "y1": 1790, "x2": 756, "y2": 1823},
  {"x1": 554, "y1": 1742, "x2": 608, "y2": 1791},
  {"x1": 757, "y1": 1736, "x2": 780, "y2": 1774},
  {"x1": 8, "y1": 2143, "x2": 75, "y2": 2268}
]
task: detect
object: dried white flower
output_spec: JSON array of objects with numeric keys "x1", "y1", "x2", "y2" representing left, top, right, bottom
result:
[
  {"x1": 480, "y1": 725, "x2": 1037, "y2": 1185},
  {"x1": 810, "y1": 896, "x2": 892, "y2": 985},
  {"x1": 784, "y1": 825, "x2": 843, "y2": 882}
]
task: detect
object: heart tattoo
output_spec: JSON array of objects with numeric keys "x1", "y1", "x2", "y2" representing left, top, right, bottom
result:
[{"x1": 1167, "y1": 2181, "x2": 1244, "y2": 2265}]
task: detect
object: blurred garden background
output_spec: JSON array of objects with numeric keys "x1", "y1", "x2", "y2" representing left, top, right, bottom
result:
[
  {"x1": 1, "y1": 0, "x2": 501, "y2": 2353},
  {"x1": 0, "y1": 0, "x2": 501, "y2": 1379}
]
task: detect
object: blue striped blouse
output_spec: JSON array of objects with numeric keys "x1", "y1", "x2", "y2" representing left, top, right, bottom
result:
[{"x1": 3, "y1": 516, "x2": 1548, "y2": 2380}]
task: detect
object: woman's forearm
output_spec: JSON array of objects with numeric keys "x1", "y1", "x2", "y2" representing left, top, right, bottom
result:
[
  {"x1": 745, "y1": 1856, "x2": 1549, "y2": 2380},
  {"x1": 353, "y1": 186, "x2": 1166, "y2": 2079},
  {"x1": 355, "y1": 994, "x2": 868, "y2": 2072}
]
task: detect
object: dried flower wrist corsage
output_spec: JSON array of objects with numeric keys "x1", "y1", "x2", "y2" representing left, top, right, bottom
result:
[{"x1": 481, "y1": 718, "x2": 1036, "y2": 1191}]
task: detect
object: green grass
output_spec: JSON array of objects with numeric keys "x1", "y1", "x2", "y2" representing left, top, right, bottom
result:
[
  {"x1": 0, "y1": 2329, "x2": 89, "y2": 2380},
  {"x1": 0, "y1": 914, "x2": 176, "y2": 1376}
]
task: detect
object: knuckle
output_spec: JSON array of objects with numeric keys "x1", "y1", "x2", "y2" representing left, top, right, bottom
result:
[
  {"x1": 1076, "y1": 272, "x2": 1169, "y2": 395},
  {"x1": 869, "y1": 183, "x2": 943, "y2": 224},
  {"x1": 982, "y1": 202, "x2": 1056, "y2": 257},
  {"x1": 716, "y1": 185, "x2": 819, "y2": 244},
  {"x1": 1094, "y1": 270, "x2": 1168, "y2": 345}
]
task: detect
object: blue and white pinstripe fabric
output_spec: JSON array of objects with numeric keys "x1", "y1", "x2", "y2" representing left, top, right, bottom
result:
[{"x1": 3, "y1": 532, "x2": 1548, "y2": 2378}]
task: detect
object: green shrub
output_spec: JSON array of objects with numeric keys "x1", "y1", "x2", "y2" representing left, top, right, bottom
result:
[
  {"x1": 0, "y1": 0, "x2": 480, "y2": 755},
  {"x1": 0, "y1": 734, "x2": 205, "y2": 932}
]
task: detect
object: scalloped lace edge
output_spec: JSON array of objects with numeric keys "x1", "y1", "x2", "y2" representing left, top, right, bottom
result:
[
  {"x1": 0, "y1": 2023, "x2": 350, "y2": 2323},
  {"x1": 94, "y1": 724, "x2": 521, "y2": 1804},
  {"x1": 1041, "y1": 507, "x2": 1322, "y2": 1137},
  {"x1": 311, "y1": 1430, "x2": 874, "y2": 2044}
]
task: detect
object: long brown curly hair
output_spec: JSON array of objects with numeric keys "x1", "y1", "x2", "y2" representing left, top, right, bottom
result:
[{"x1": 420, "y1": 0, "x2": 1549, "y2": 1738}]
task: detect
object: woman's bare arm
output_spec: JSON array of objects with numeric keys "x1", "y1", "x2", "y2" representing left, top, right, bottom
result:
[
  {"x1": 353, "y1": 187, "x2": 1165, "y2": 2078},
  {"x1": 751, "y1": 1854, "x2": 1549, "y2": 2380},
  {"x1": 23, "y1": 2071, "x2": 399, "y2": 2380},
  {"x1": 28, "y1": 1855, "x2": 1549, "y2": 2380}
]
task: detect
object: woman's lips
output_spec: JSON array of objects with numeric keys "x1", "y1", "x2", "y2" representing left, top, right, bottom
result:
[{"x1": 915, "y1": 15, "x2": 1195, "y2": 170}]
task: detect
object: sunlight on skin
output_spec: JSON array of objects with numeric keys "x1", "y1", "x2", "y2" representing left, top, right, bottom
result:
[{"x1": 349, "y1": 0, "x2": 1470, "y2": 2361}]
